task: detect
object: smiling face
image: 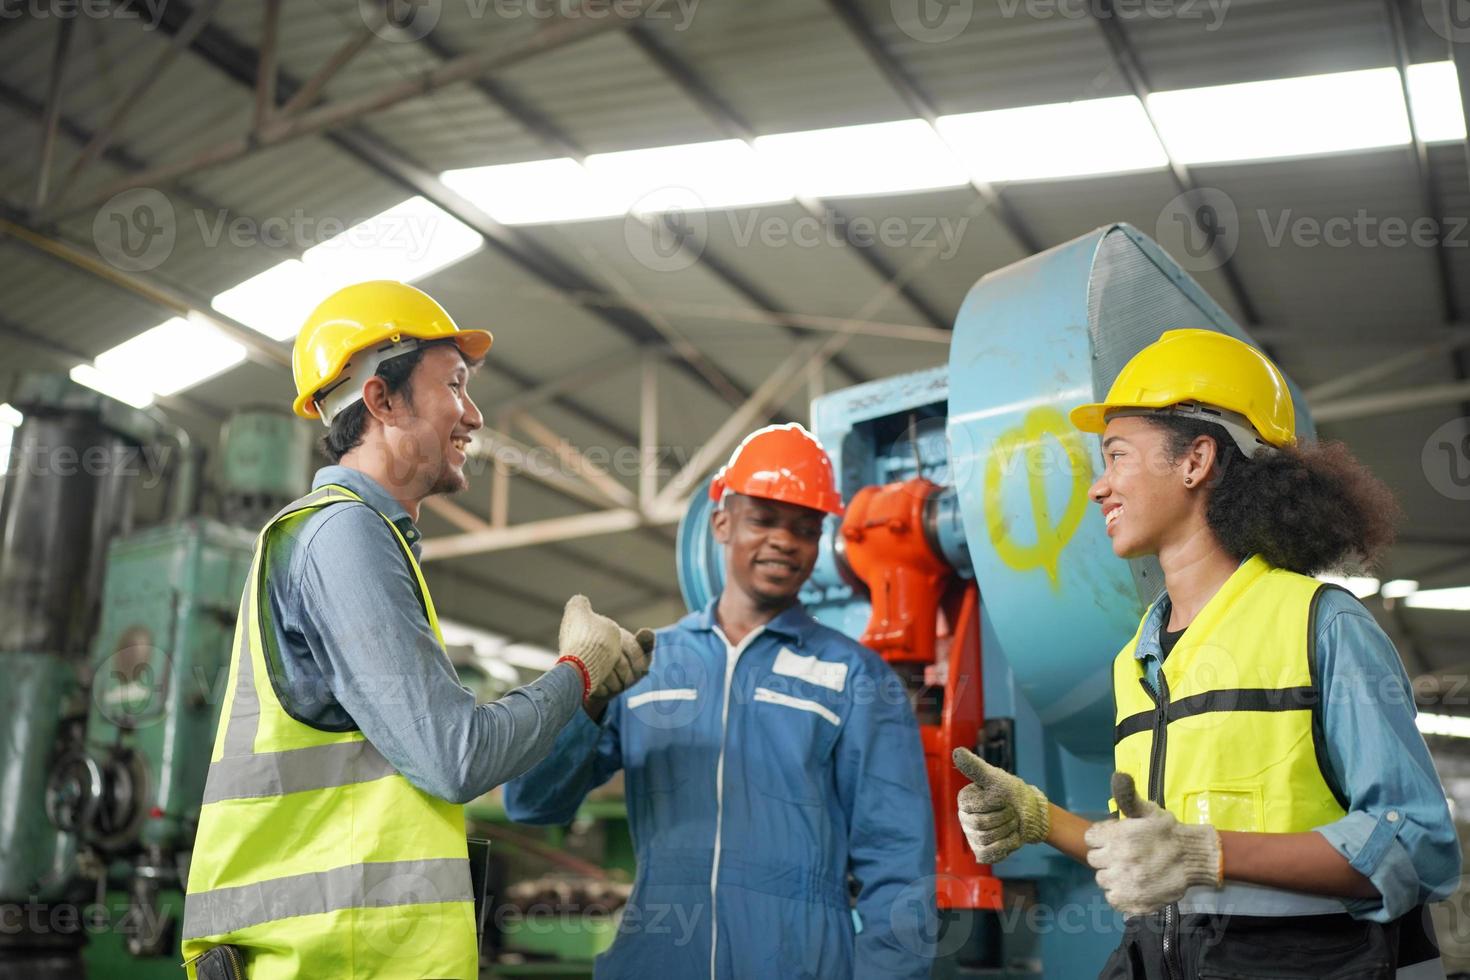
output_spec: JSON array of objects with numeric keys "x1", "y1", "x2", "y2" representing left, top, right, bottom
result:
[
  {"x1": 385, "y1": 344, "x2": 483, "y2": 498},
  {"x1": 1087, "y1": 415, "x2": 1201, "y2": 559},
  {"x1": 712, "y1": 493, "x2": 825, "y2": 609}
]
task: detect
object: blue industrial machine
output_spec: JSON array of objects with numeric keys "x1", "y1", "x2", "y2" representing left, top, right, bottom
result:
[
  {"x1": 0, "y1": 378, "x2": 309, "y2": 979},
  {"x1": 678, "y1": 224, "x2": 1315, "y2": 976}
]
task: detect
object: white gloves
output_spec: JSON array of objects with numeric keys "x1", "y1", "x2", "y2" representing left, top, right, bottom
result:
[
  {"x1": 953, "y1": 747, "x2": 1051, "y2": 864},
  {"x1": 593, "y1": 627, "x2": 656, "y2": 700},
  {"x1": 557, "y1": 596, "x2": 623, "y2": 700},
  {"x1": 1085, "y1": 772, "x2": 1222, "y2": 916}
]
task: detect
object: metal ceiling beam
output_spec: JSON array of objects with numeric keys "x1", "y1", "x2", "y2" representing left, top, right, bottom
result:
[
  {"x1": 145, "y1": 0, "x2": 750, "y2": 436},
  {"x1": 1304, "y1": 334, "x2": 1470, "y2": 402},
  {"x1": 0, "y1": 77, "x2": 223, "y2": 221},
  {"x1": 0, "y1": 209, "x2": 292, "y2": 370},
  {"x1": 1312, "y1": 378, "x2": 1470, "y2": 423},
  {"x1": 32, "y1": 18, "x2": 74, "y2": 209},
  {"x1": 422, "y1": 496, "x2": 675, "y2": 600},
  {"x1": 421, "y1": 508, "x2": 651, "y2": 561},
  {"x1": 417, "y1": 27, "x2": 867, "y2": 387},
  {"x1": 1418, "y1": 0, "x2": 1470, "y2": 420},
  {"x1": 254, "y1": 0, "x2": 281, "y2": 132},
  {"x1": 46, "y1": 0, "x2": 225, "y2": 212},
  {"x1": 64, "y1": 0, "x2": 650, "y2": 218},
  {"x1": 820, "y1": 0, "x2": 1043, "y2": 257},
  {"x1": 1385, "y1": 0, "x2": 1461, "y2": 324},
  {"x1": 626, "y1": 22, "x2": 957, "y2": 333},
  {"x1": 1090, "y1": 0, "x2": 1262, "y2": 326},
  {"x1": 276, "y1": 21, "x2": 376, "y2": 120}
]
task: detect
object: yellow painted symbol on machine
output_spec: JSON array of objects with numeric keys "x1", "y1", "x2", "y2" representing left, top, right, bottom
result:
[{"x1": 982, "y1": 407, "x2": 1092, "y2": 587}]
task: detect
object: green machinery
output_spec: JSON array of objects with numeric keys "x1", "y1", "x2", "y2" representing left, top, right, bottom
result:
[{"x1": 0, "y1": 376, "x2": 308, "y2": 978}]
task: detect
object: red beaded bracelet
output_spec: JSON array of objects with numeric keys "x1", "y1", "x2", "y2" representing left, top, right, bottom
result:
[{"x1": 556, "y1": 655, "x2": 592, "y2": 701}]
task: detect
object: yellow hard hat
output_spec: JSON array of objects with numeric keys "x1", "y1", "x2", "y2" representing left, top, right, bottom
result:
[
  {"x1": 291, "y1": 280, "x2": 492, "y2": 422},
  {"x1": 1069, "y1": 329, "x2": 1294, "y2": 456}
]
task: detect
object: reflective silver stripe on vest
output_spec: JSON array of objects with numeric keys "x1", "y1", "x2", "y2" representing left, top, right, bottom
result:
[
  {"x1": 182, "y1": 857, "x2": 471, "y2": 939},
  {"x1": 217, "y1": 591, "x2": 259, "y2": 759},
  {"x1": 201, "y1": 739, "x2": 400, "y2": 804}
]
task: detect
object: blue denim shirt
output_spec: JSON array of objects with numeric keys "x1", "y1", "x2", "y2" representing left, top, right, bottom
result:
[
  {"x1": 261, "y1": 465, "x2": 582, "y2": 803},
  {"x1": 1138, "y1": 585, "x2": 1460, "y2": 922}
]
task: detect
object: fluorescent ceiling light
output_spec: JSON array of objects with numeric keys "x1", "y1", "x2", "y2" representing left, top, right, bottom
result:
[
  {"x1": 1380, "y1": 579, "x2": 1419, "y2": 600},
  {"x1": 1405, "y1": 586, "x2": 1470, "y2": 611},
  {"x1": 1406, "y1": 61, "x2": 1466, "y2": 143},
  {"x1": 1148, "y1": 67, "x2": 1411, "y2": 165},
  {"x1": 213, "y1": 260, "x2": 330, "y2": 341},
  {"x1": 937, "y1": 96, "x2": 1169, "y2": 182},
  {"x1": 70, "y1": 364, "x2": 154, "y2": 409},
  {"x1": 754, "y1": 119, "x2": 969, "y2": 198},
  {"x1": 585, "y1": 139, "x2": 793, "y2": 213},
  {"x1": 1418, "y1": 712, "x2": 1470, "y2": 738},
  {"x1": 91, "y1": 316, "x2": 246, "y2": 398},
  {"x1": 442, "y1": 158, "x2": 625, "y2": 225},
  {"x1": 1318, "y1": 574, "x2": 1380, "y2": 599},
  {"x1": 0, "y1": 403, "x2": 19, "y2": 476},
  {"x1": 214, "y1": 197, "x2": 481, "y2": 341},
  {"x1": 303, "y1": 195, "x2": 481, "y2": 285}
]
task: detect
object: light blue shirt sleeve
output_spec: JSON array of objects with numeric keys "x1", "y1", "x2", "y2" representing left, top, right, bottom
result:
[
  {"x1": 1310, "y1": 588, "x2": 1461, "y2": 922},
  {"x1": 289, "y1": 503, "x2": 583, "y2": 804}
]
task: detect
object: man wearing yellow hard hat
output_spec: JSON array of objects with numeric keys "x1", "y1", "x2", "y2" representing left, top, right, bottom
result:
[
  {"x1": 181, "y1": 281, "x2": 655, "y2": 979},
  {"x1": 950, "y1": 330, "x2": 1458, "y2": 978}
]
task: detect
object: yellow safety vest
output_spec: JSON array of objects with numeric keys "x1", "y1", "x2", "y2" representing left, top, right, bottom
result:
[
  {"x1": 1112, "y1": 555, "x2": 1348, "y2": 832},
  {"x1": 182, "y1": 485, "x2": 477, "y2": 979}
]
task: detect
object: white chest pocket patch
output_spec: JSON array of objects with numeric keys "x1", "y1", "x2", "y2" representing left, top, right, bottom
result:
[{"x1": 771, "y1": 647, "x2": 848, "y2": 693}]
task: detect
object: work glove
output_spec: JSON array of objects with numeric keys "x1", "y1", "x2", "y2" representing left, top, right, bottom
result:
[
  {"x1": 556, "y1": 595, "x2": 622, "y2": 702},
  {"x1": 591, "y1": 627, "x2": 656, "y2": 700},
  {"x1": 953, "y1": 747, "x2": 1051, "y2": 865},
  {"x1": 1084, "y1": 772, "x2": 1222, "y2": 917}
]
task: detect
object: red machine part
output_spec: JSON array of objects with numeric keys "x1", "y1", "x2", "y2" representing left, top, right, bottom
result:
[{"x1": 840, "y1": 479, "x2": 1002, "y2": 910}]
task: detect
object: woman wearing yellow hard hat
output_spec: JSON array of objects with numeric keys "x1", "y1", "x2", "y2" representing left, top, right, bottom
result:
[{"x1": 951, "y1": 329, "x2": 1458, "y2": 979}]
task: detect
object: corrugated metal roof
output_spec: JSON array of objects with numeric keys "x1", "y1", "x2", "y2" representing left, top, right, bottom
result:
[{"x1": 2, "y1": 0, "x2": 1467, "y2": 662}]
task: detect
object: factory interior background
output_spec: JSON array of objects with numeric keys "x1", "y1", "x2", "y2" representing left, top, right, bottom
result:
[{"x1": 3, "y1": 0, "x2": 1470, "y2": 976}]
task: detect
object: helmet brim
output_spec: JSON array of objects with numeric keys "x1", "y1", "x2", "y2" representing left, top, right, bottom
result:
[{"x1": 452, "y1": 329, "x2": 493, "y2": 361}]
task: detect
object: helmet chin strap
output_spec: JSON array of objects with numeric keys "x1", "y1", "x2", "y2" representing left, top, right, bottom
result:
[
  {"x1": 312, "y1": 338, "x2": 423, "y2": 426},
  {"x1": 1106, "y1": 402, "x2": 1279, "y2": 459}
]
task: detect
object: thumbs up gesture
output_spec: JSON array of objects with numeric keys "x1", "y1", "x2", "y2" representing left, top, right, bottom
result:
[
  {"x1": 1084, "y1": 772, "x2": 1223, "y2": 916},
  {"x1": 952, "y1": 747, "x2": 1051, "y2": 865}
]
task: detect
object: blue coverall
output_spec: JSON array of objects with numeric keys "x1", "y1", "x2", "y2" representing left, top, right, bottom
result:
[{"x1": 505, "y1": 600, "x2": 938, "y2": 979}]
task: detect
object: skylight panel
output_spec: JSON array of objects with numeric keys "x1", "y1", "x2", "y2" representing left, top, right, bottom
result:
[
  {"x1": 1406, "y1": 61, "x2": 1466, "y2": 142},
  {"x1": 753, "y1": 120, "x2": 969, "y2": 198},
  {"x1": 442, "y1": 158, "x2": 625, "y2": 225},
  {"x1": 936, "y1": 96, "x2": 1168, "y2": 182},
  {"x1": 1405, "y1": 586, "x2": 1470, "y2": 611},
  {"x1": 213, "y1": 260, "x2": 328, "y2": 341},
  {"x1": 1147, "y1": 68, "x2": 1412, "y2": 165},
  {"x1": 584, "y1": 139, "x2": 793, "y2": 213},
  {"x1": 90, "y1": 315, "x2": 246, "y2": 398},
  {"x1": 303, "y1": 195, "x2": 481, "y2": 284},
  {"x1": 70, "y1": 364, "x2": 154, "y2": 409}
]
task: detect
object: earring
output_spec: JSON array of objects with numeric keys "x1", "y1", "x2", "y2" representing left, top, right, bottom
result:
[{"x1": 1184, "y1": 478, "x2": 1194, "y2": 486}]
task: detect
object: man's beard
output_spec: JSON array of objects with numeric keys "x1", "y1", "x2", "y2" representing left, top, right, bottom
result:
[{"x1": 427, "y1": 461, "x2": 468, "y2": 497}]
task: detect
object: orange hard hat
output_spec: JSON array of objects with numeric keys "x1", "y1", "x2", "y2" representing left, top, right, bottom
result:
[{"x1": 709, "y1": 423, "x2": 844, "y2": 516}]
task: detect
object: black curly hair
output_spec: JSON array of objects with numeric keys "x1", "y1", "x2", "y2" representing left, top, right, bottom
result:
[{"x1": 1147, "y1": 415, "x2": 1401, "y2": 575}]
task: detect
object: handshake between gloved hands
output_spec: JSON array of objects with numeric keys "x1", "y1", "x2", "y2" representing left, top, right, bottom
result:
[
  {"x1": 953, "y1": 749, "x2": 1222, "y2": 916},
  {"x1": 556, "y1": 595, "x2": 656, "y2": 704}
]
